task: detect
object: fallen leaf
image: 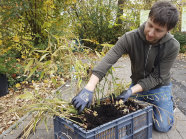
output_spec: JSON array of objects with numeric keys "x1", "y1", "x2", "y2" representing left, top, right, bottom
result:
[
  {"x1": 15, "y1": 83, "x2": 21, "y2": 88},
  {"x1": 7, "y1": 120, "x2": 14, "y2": 125}
]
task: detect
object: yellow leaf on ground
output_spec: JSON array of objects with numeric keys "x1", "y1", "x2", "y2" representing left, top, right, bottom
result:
[
  {"x1": 44, "y1": 80, "x2": 49, "y2": 83},
  {"x1": 15, "y1": 83, "x2": 21, "y2": 88}
]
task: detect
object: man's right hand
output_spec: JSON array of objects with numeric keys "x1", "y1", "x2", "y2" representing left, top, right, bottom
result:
[{"x1": 71, "y1": 88, "x2": 93, "y2": 113}]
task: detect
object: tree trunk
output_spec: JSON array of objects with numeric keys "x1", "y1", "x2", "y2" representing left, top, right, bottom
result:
[{"x1": 116, "y1": 0, "x2": 125, "y2": 25}]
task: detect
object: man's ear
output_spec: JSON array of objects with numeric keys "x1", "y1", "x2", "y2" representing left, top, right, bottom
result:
[{"x1": 168, "y1": 28, "x2": 173, "y2": 33}]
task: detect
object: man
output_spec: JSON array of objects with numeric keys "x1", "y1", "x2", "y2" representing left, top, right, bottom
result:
[{"x1": 72, "y1": 1, "x2": 180, "y2": 133}]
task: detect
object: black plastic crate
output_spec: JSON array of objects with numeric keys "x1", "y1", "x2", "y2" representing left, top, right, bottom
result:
[{"x1": 53, "y1": 101, "x2": 153, "y2": 139}]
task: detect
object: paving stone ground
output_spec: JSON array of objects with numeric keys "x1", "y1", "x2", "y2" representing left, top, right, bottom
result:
[{"x1": 1, "y1": 56, "x2": 185, "y2": 139}]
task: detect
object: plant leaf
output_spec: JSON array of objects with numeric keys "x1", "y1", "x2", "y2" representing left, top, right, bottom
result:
[
  {"x1": 39, "y1": 53, "x2": 49, "y2": 62},
  {"x1": 26, "y1": 66, "x2": 38, "y2": 80},
  {"x1": 24, "y1": 59, "x2": 34, "y2": 74}
]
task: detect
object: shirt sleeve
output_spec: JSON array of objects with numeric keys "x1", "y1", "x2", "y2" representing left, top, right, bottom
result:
[{"x1": 92, "y1": 34, "x2": 130, "y2": 80}]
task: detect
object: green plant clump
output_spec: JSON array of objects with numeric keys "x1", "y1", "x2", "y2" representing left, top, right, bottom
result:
[
  {"x1": 0, "y1": 49, "x2": 24, "y2": 86},
  {"x1": 173, "y1": 32, "x2": 186, "y2": 53}
]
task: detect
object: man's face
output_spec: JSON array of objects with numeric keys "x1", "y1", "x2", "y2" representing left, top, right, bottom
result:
[{"x1": 144, "y1": 18, "x2": 169, "y2": 44}]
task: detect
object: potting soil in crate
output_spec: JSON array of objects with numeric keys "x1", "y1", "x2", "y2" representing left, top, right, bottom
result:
[{"x1": 53, "y1": 99, "x2": 153, "y2": 139}]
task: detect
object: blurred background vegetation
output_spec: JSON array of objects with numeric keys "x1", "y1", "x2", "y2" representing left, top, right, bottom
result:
[{"x1": 0, "y1": 0, "x2": 185, "y2": 87}]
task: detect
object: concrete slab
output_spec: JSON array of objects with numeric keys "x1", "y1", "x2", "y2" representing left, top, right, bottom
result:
[{"x1": 152, "y1": 108, "x2": 186, "y2": 139}]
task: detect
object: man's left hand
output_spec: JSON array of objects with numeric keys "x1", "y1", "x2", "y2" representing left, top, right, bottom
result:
[{"x1": 116, "y1": 89, "x2": 132, "y2": 102}]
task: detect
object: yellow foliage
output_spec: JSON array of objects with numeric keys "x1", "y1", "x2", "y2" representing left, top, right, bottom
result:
[
  {"x1": 21, "y1": 55, "x2": 26, "y2": 59},
  {"x1": 45, "y1": 0, "x2": 53, "y2": 5},
  {"x1": 13, "y1": 35, "x2": 19, "y2": 42},
  {"x1": 36, "y1": 53, "x2": 40, "y2": 59},
  {"x1": 0, "y1": 40, "x2": 2, "y2": 45},
  {"x1": 64, "y1": 0, "x2": 77, "y2": 5},
  {"x1": 17, "y1": 58, "x2": 21, "y2": 62}
]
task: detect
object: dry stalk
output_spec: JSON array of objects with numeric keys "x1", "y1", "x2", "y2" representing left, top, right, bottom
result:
[{"x1": 17, "y1": 111, "x2": 44, "y2": 139}]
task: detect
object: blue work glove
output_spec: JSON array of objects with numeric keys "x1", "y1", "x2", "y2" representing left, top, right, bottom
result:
[
  {"x1": 116, "y1": 89, "x2": 132, "y2": 102},
  {"x1": 71, "y1": 88, "x2": 93, "y2": 113}
]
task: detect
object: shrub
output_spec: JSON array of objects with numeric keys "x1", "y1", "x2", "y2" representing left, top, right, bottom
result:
[
  {"x1": 0, "y1": 49, "x2": 24, "y2": 86},
  {"x1": 173, "y1": 32, "x2": 186, "y2": 53},
  {"x1": 70, "y1": 0, "x2": 143, "y2": 50}
]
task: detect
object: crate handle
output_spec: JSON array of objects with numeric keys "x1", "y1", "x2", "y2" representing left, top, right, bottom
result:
[
  {"x1": 126, "y1": 124, "x2": 132, "y2": 135},
  {"x1": 58, "y1": 132, "x2": 73, "y2": 139},
  {"x1": 64, "y1": 122, "x2": 75, "y2": 133}
]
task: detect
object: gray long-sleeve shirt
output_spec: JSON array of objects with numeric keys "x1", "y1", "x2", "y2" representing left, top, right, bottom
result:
[{"x1": 92, "y1": 23, "x2": 180, "y2": 91}]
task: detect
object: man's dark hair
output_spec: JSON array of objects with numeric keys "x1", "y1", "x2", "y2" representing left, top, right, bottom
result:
[{"x1": 149, "y1": 1, "x2": 179, "y2": 30}]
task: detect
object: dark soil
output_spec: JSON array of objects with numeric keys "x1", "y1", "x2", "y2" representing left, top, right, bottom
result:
[{"x1": 70, "y1": 99, "x2": 145, "y2": 130}]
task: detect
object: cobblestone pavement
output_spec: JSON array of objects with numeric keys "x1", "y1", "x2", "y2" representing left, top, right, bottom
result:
[
  {"x1": 171, "y1": 56, "x2": 186, "y2": 115},
  {"x1": 1, "y1": 55, "x2": 185, "y2": 139}
]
